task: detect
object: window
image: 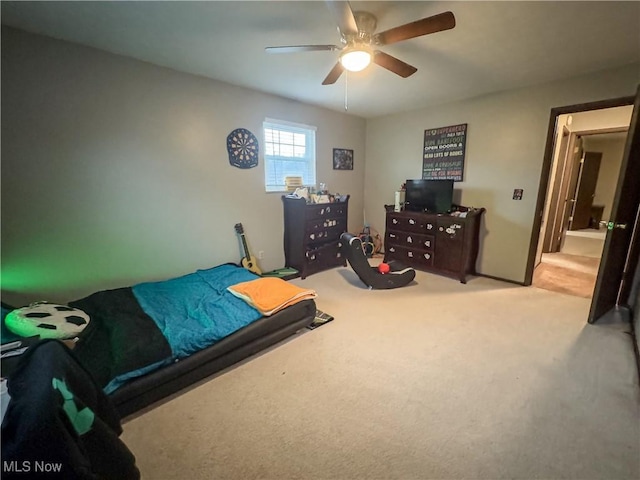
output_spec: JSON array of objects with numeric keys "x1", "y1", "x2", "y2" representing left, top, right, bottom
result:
[{"x1": 263, "y1": 118, "x2": 316, "y2": 192}]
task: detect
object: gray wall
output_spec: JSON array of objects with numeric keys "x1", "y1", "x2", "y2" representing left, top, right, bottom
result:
[
  {"x1": 1, "y1": 27, "x2": 366, "y2": 304},
  {"x1": 365, "y1": 64, "x2": 640, "y2": 283},
  {"x1": 2, "y1": 26, "x2": 639, "y2": 302}
]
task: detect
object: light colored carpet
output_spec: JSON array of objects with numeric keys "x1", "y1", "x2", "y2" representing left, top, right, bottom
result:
[
  {"x1": 121, "y1": 267, "x2": 639, "y2": 480},
  {"x1": 540, "y1": 252, "x2": 601, "y2": 274},
  {"x1": 562, "y1": 231, "x2": 605, "y2": 258},
  {"x1": 533, "y1": 253, "x2": 599, "y2": 298}
]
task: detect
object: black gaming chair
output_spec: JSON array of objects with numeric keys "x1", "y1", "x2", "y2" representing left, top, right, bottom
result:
[{"x1": 340, "y1": 233, "x2": 416, "y2": 289}]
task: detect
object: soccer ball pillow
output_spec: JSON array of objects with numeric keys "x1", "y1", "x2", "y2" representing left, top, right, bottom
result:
[{"x1": 4, "y1": 303, "x2": 90, "y2": 339}]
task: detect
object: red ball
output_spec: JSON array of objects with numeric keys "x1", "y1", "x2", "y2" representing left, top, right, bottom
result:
[{"x1": 378, "y1": 262, "x2": 390, "y2": 274}]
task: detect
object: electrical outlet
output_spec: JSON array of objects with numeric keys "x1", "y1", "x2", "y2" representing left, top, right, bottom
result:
[{"x1": 258, "y1": 250, "x2": 264, "y2": 259}]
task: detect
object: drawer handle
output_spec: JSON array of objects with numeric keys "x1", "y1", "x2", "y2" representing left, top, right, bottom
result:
[
  {"x1": 409, "y1": 219, "x2": 416, "y2": 225},
  {"x1": 424, "y1": 253, "x2": 431, "y2": 260},
  {"x1": 427, "y1": 224, "x2": 433, "y2": 230},
  {"x1": 424, "y1": 240, "x2": 431, "y2": 248},
  {"x1": 406, "y1": 235, "x2": 413, "y2": 243},
  {"x1": 393, "y1": 219, "x2": 398, "y2": 224},
  {"x1": 439, "y1": 227, "x2": 444, "y2": 232},
  {"x1": 408, "y1": 251, "x2": 414, "y2": 258}
]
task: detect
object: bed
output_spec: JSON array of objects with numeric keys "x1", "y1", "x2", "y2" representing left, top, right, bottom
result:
[{"x1": 4, "y1": 263, "x2": 316, "y2": 418}]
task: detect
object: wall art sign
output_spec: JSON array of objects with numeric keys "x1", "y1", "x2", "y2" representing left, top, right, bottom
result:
[
  {"x1": 422, "y1": 123, "x2": 467, "y2": 181},
  {"x1": 333, "y1": 148, "x2": 354, "y2": 170},
  {"x1": 227, "y1": 128, "x2": 259, "y2": 169}
]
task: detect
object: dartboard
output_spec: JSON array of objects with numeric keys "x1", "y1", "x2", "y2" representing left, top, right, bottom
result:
[{"x1": 226, "y1": 128, "x2": 259, "y2": 169}]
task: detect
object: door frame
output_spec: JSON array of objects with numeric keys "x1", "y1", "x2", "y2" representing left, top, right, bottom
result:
[
  {"x1": 525, "y1": 95, "x2": 634, "y2": 286},
  {"x1": 558, "y1": 134, "x2": 584, "y2": 241},
  {"x1": 540, "y1": 126, "x2": 570, "y2": 255}
]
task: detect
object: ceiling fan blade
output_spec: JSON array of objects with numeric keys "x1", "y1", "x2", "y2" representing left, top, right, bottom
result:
[
  {"x1": 373, "y1": 51, "x2": 417, "y2": 78},
  {"x1": 322, "y1": 62, "x2": 345, "y2": 85},
  {"x1": 374, "y1": 11, "x2": 456, "y2": 46},
  {"x1": 265, "y1": 45, "x2": 340, "y2": 54},
  {"x1": 325, "y1": 0, "x2": 358, "y2": 36}
]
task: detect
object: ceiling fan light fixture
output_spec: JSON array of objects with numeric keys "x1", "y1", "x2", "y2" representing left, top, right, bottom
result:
[{"x1": 340, "y1": 48, "x2": 371, "y2": 72}]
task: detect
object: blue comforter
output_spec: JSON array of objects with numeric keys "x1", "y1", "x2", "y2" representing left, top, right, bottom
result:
[
  {"x1": 71, "y1": 264, "x2": 263, "y2": 394},
  {"x1": 133, "y1": 264, "x2": 261, "y2": 358}
]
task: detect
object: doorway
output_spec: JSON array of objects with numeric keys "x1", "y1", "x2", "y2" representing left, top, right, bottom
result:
[
  {"x1": 526, "y1": 98, "x2": 635, "y2": 303},
  {"x1": 533, "y1": 126, "x2": 629, "y2": 298}
]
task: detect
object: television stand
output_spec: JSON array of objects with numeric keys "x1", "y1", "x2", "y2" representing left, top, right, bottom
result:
[{"x1": 383, "y1": 207, "x2": 485, "y2": 283}]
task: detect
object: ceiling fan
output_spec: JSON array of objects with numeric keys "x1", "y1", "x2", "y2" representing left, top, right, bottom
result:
[{"x1": 265, "y1": 1, "x2": 456, "y2": 85}]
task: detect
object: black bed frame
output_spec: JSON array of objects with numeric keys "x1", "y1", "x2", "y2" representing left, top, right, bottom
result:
[{"x1": 111, "y1": 299, "x2": 316, "y2": 418}]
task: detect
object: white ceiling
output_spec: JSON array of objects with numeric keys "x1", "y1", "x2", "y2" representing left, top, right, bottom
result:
[{"x1": 2, "y1": 1, "x2": 639, "y2": 118}]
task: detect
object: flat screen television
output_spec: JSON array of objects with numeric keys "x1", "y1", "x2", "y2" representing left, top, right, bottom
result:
[{"x1": 404, "y1": 179, "x2": 454, "y2": 214}]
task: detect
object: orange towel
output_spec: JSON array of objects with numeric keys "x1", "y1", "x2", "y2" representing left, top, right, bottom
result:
[{"x1": 227, "y1": 277, "x2": 317, "y2": 316}]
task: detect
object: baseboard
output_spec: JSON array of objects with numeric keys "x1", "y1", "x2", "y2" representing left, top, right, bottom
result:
[{"x1": 476, "y1": 273, "x2": 526, "y2": 286}]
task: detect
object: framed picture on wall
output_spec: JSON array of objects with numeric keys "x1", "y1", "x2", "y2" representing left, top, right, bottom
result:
[{"x1": 333, "y1": 148, "x2": 354, "y2": 170}]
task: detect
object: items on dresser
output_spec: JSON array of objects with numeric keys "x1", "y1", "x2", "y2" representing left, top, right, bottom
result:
[
  {"x1": 384, "y1": 207, "x2": 485, "y2": 283},
  {"x1": 282, "y1": 195, "x2": 350, "y2": 279}
]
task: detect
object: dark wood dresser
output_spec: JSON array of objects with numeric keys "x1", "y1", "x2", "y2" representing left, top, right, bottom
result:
[
  {"x1": 384, "y1": 207, "x2": 485, "y2": 283},
  {"x1": 282, "y1": 195, "x2": 349, "y2": 279}
]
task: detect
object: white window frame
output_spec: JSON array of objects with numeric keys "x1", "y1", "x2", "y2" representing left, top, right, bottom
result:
[{"x1": 263, "y1": 118, "x2": 316, "y2": 193}]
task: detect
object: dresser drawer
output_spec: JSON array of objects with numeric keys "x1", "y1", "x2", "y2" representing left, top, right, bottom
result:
[
  {"x1": 386, "y1": 230, "x2": 434, "y2": 252},
  {"x1": 283, "y1": 195, "x2": 350, "y2": 279},
  {"x1": 437, "y1": 218, "x2": 466, "y2": 238},
  {"x1": 385, "y1": 245, "x2": 434, "y2": 268},
  {"x1": 305, "y1": 217, "x2": 347, "y2": 244},
  {"x1": 306, "y1": 203, "x2": 347, "y2": 219},
  {"x1": 305, "y1": 242, "x2": 345, "y2": 272},
  {"x1": 386, "y1": 213, "x2": 436, "y2": 234},
  {"x1": 382, "y1": 206, "x2": 485, "y2": 283}
]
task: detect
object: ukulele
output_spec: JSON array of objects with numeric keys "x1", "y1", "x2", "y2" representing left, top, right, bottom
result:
[{"x1": 234, "y1": 223, "x2": 262, "y2": 275}]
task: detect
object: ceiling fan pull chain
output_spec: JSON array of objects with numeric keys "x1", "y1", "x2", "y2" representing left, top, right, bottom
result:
[{"x1": 344, "y1": 71, "x2": 348, "y2": 111}]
